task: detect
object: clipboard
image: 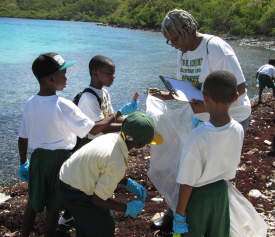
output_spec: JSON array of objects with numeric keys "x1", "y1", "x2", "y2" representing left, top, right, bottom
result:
[{"x1": 159, "y1": 76, "x2": 204, "y2": 102}]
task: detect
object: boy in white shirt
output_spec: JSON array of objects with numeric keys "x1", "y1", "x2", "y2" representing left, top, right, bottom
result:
[
  {"x1": 255, "y1": 59, "x2": 275, "y2": 103},
  {"x1": 173, "y1": 70, "x2": 244, "y2": 236},
  {"x1": 58, "y1": 55, "x2": 138, "y2": 230},
  {"x1": 18, "y1": 52, "x2": 137, "y2": 237},
  {"x1": 77, "y1": 55, "x2": 127, "y2": 147}
]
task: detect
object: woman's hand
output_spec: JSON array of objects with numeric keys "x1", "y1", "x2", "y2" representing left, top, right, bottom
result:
[{"x1": 147, "y1": 88, "x2": 173, "y2": 101}]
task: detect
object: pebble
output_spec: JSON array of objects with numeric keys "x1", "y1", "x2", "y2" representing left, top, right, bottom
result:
[{"x1": 248, "y1": 189, "x2": 262, "y2": 198}]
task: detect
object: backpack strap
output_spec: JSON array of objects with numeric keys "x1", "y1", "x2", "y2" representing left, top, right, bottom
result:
[{"x1": 82, "y1": 88, "x2": 102, "y2": 109}]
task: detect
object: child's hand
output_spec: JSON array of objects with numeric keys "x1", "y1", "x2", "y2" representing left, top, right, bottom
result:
[
  {"x1": 18, "y1": 160, "x2": 29, "y2": 183},
  {"x1": 125, "y1": 201, "x2": 145, "y2": 218},
  {"x1": 173, "y1": 213, "x2": 189, "y2": 234},
  {"x1": 119, "y1": 100, "x2": 139, "y2": 115},
  {"x1": 189, "y1": 98, "x2": 207, "y2": 114},
  {"x1": 125, "y1": 178, "x2": 146, "y2": 201}
]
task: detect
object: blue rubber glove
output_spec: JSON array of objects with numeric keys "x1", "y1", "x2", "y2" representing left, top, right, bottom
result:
[
  {"x1": 255, "y1": 78, "x2": 259, "y2": 86},
  {"x1": 191, "y1": 118, "x2": 202, "y2": 128},
  {"x1": 118, "y1": 100, "x2": 138, "y2": 115},
  {"x1": 126, "y1": 200, "x2": 145, "y2": 218},
  {"x1": 173, "y1": 213, "x2": 189, "y2": 235},
  {"x1": 18, "y1": 160, "x2": 29, "y2": 183},
  {"x1": 125, "y1": 178, "x2": 146, "y2": 201}
]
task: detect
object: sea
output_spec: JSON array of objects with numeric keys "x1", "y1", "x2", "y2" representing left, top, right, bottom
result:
[{"x1": 0, "y1": 17, "x2": 275, "y2": 187}]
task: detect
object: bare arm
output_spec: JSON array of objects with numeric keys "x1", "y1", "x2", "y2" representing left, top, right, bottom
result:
[
  {"x1": 255, "y1": 72, "x2": 259, "y2": 78},
  {"x1": 175, "y1": 184, "x2": 193, "y2": 217},
  {"x1": 89, "y1": 111, "x2": 122, "y2": 135},
  {"x1": 92, "y1": 193, "x2": 127, "y2": 213},
  {"x1": 237, "y1": 82, "x2": 246, "y2": 97},
  {"x1": 18, "y1": 137, "x2": 28, "y2": 165}
]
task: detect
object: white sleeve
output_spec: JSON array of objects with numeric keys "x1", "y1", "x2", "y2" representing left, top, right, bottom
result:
[
  {"x1": 176, "y1": 149, "x2": 202, "y2": 186},
  {"x1": 78, "y1": 93, "x2": 104, "y2": 122},
  {"x1": 66, "y1": 106, "x2": 95, "y2": 138},
  {"x1": 208, "y1": 41, "x2": 245, "y2": 85}
]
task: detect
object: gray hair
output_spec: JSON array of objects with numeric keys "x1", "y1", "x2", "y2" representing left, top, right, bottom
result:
[{"x1": 161, "y1": 9, "x2": 198, "y2": 41}]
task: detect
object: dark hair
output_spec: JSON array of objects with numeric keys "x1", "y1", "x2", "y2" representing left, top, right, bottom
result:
[
  {"x1": 203, "y1": 70, "x2": 237, "y2": 104},
  {"x1": 268, "y1": 59, "x2": 275, "y2": 65},
  {"x1": 89, "y1": 55, "x2": 114, "y2": 75}
]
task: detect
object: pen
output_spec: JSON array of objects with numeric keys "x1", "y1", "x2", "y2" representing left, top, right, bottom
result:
[{"x1": 144, "y1": 89, "x2": 165, "y2": 94}]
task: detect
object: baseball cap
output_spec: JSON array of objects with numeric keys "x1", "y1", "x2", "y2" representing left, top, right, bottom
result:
[
  {"x1": 121, "y1": 112, "x2": 163, "y2": 145},
  {"x1": 32, "y1": 52, "x2": 77, "y2": 78}
]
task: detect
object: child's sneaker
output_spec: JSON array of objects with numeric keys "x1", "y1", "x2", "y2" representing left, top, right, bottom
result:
[{"x1": 57, "y1": 215, "x2": 75, "y2": 231}]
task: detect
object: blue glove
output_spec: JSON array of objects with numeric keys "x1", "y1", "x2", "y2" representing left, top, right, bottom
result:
[
  {"x1": 191, "y1": 118, "x2": 202, "y2": 128},
  {"x1": 118, "y1": 100, "x2": 138, "y2": 115},
  {"x1": 18, "y1": 160, "x2": 29, "y2": 183},
  {"x1": 255, "y1": 78, "x2": 259, "y2": 86},
  {"x1": 126, "y1": 178, "x2": 146, "y2": 201},
  {"x1": 173, "y1": 213, "x2": 189, "y2": 235},
  {"x1": 126, "y1": 200, "x2": 145, "y2": 218}
]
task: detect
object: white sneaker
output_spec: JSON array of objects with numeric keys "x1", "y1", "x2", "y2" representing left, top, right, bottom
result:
[{"x1": 57, "y1": 215, "x2": 75, "y2": 231}]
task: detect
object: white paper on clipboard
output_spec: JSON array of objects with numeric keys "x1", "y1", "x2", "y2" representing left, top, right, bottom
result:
[{"x1": 160, "y1": 76, "x2": 204, "y2": 102}]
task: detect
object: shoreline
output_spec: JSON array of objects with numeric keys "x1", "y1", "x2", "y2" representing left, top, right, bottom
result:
[{"x1": 100, "y1": 23, "x2": 275, "y2": 51}]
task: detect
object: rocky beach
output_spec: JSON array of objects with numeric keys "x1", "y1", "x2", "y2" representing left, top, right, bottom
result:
[{"x1": 0, "y1": 93, "x2": 274, "y2": 236}]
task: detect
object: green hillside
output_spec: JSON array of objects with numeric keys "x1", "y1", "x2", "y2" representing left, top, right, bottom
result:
[{"x1": 1, "y1": 0, "x2": 275, "y2": 36}]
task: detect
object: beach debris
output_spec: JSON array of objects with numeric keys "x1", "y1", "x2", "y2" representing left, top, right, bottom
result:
[
  {"x1": 248, "y1": 189, "x2": 262, "y2": 199},
  {"x1": 264, "y1": 140, "x2": 272, "y2": 146},
  {"x1": 245, "y1": 148, "x2": 258, "y2": 155},
  {"x1": 151, "y1": 197, "x2": 164, "y2": 203},
  {"x1": 151, "y1": 212, "x2": 164, "y2": 221},
  {"x1": 0, "y1": 193, "x2": 11, "y2": 204}
]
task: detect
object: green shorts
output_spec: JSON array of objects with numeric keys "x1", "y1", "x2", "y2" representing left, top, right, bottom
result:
[
  {"x1": 259, "y1": 73, "x2": 275, "y2": 90},
  {"x1": 182, "y1": 180, "x2": 231, "y2": 237},
  {"x1": 28, "y1": 148, "x2": 71, "y2": 213}
]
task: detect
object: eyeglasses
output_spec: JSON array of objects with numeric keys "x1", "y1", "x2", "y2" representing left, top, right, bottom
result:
[{"x1": 166, "y1": 35, "x2": 179, "y2": 46}]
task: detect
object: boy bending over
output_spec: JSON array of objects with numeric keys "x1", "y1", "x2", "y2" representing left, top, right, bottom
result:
[
  {"x1": 56, "y1": 112, "x2": 163, "y2": 236},
  {"x1": 173, "y1": 70, "x2": 244, "y2": 236}
]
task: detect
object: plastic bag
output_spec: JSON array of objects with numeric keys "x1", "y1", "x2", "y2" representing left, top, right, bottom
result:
[
  {"x1": 228, "y1": 181, "x2": 267, "y2": 237},
  {"x1": 146, "y1": 95, "x2": 194, "y2": 212},
  {"x1": 146, "y1": 95, "x2": 268, "y2": 237}
]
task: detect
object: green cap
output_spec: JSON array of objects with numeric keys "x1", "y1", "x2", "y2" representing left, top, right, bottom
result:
[{"x1": 121, "y1": 112, "x2": 163, "y2": 145}]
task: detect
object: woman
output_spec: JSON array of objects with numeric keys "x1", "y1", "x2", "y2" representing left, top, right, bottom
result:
[{"x1": 149, "y1": 9, "x2": 251, "y2": 232}]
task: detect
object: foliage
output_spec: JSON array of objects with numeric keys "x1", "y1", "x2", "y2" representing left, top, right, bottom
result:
[{"x1": 0, "y1": 0, "x2": 275, "y2": 36}]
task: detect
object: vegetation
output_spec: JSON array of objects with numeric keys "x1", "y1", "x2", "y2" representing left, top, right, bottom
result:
[{"x1": 1, "y1": 0, "x2": 275, "y2": 36}]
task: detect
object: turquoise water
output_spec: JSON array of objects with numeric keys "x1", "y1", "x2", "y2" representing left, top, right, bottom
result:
[{"x1": 0, "y1": 17, "x2": 275, "y2": 186}]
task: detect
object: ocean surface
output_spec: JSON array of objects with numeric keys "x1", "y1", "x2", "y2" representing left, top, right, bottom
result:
[{"x1": 0, "y1": 17, "x2": 275, "y2": 187}]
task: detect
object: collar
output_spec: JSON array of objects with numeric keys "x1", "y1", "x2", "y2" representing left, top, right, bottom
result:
[{"x1": 117, "y1": 134, "x2": 129, "y2": 169}]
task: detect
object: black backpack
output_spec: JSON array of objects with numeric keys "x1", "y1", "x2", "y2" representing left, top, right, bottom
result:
[
  {"x1": 72, "y1": 88, "x2": 101, "y2": 108},
  {"x1": 71, "y1": 88, "x2": 102, "y2": 152}
]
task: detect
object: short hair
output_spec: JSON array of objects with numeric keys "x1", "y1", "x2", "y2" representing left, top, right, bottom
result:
[
  {"x1": 161, "y1": 9, "x2": 198, "y2": 41},
  {"x1": 203, "y1": 71, "x2": 237, "y2": 104},
  {"x1": 89, "y1": 55, "x2": 114, "y2": 75},
  {"x1": 268, "y1": 59, "x2": 275, "y2": 65}
]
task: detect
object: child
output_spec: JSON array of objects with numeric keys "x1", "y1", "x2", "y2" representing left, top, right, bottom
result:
[
  {"x1": 57, "y1": 55, "x2": 133, "y2": 230},
  {"x1": 255, "y1": 59, "x2": 275, "y2": 104},
  {"x1": 18, "y1": 52, "x2": 138, "y2": 237},
  {"x1": 173, "y1": 70, "x2": 244, "y2": 236},
  {"x1": 55, "y1": 112, "x2": 163, "y2": 236},
  {"x1": 78, "y1": 55, "x2": 126, "y2": 146}
]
